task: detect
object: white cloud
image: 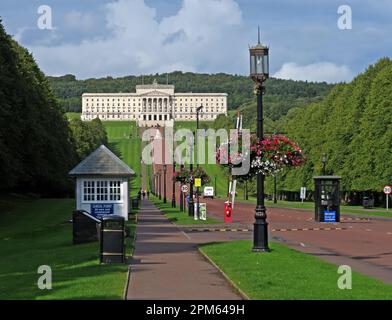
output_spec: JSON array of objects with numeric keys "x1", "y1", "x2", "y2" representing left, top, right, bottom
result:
[
  {"x1": 63, "y1": 11, "x2": 98, "y2": 33},
  {"x1": 273, "y1": 62, "x2": 354, "y2": 83},
  {"x1": 25, "y1": 0, "x2": 246, "y2": 78}
]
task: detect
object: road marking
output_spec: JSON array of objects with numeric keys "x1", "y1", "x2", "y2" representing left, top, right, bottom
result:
[
  {"x1": 365, "y1": 229, "x2": 372, "y2": 232},
  {"x1": 387, "y1": 232, "x2": 392, "y2": 235},
  {"x1": 185, "y1": 227, "x2": 347, "y2": 233},
  {"x1": 181, "y1": 231, "x2": 191, "y2": 240}
]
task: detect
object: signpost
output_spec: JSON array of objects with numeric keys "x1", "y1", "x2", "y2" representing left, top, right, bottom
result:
[
  {"x1": 194, "y1": 203, "x2": 207, "y2": 220},
  {"x1": 300, "y1": 187, "x2": 306, "y2": 203},
  {"x1": 194, "y1": 178, "x2": 201, "y2": 187},
  {"x1": 181, "y1": 184, "x2": 189, "y2": 193},
  {"x1": 384, "y1": 185, "x2": 391, "y2": 211}
]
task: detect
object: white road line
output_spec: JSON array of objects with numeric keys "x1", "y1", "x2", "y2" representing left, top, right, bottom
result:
[{"x1": 181, "y1": 230, "x2": 191, "y2": 240}]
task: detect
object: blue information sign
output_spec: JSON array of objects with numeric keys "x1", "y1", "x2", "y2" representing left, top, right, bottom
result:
[
  {"x1": 324, "y1": 210, "x2": 336, "y2": 222},
  {"x1": 91, "y1": 203, "x2": 114, "y2": 217}
]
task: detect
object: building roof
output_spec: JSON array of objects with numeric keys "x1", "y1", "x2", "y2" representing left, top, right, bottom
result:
[{"x1": 69, "y1": 145, "x2": 135, "y2": 177}]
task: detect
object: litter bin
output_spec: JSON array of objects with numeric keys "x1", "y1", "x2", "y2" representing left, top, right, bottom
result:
[
  {"x1": 363, "y1": 196, "x2": 374, "y2": 209},
  {"x1": 132, "y1": 198, "x2": 139, "y2": 209},
  {"x1": 73, "y1": 210, "x2": 101, "y2": 244},
  {"x1": 100, "y1": 216, "x2": 125, "y2": 264}
]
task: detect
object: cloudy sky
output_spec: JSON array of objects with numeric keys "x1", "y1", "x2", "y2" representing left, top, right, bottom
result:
[{"x1": 1, "y1": 0, "x2": 391, "y2": 82}]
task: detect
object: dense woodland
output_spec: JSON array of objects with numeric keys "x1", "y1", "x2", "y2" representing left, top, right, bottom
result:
[
  {"x1": 48, "y1": 72, "x2": 332, "y2": 120},
  {"x1": 0, "y1": 21, "x2": 107, "y2": 196},
  {"x1": 272, "y1": 58, "x2": 392, "y2": 204}
]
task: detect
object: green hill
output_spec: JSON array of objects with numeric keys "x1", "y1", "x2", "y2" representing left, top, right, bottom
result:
[
  {"x1": 48, "y1": 72, "x2": 332, "y2": 121},
  {"x1": 102, "y1": 121, "x2": 141, "y2": 196}
]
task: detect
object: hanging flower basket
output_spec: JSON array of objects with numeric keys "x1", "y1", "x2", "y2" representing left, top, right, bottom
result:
[
  {"x1": 216, "y1": 134, "x2": 305, "y2": 179},
  {"x1": 173, "y1": 167, "x2": 210, "y2": 185}
]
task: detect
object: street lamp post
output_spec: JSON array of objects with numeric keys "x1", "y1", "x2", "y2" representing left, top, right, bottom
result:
[
  {"x1": 195, "y1": 106, "x2": 203, "y2": 218},
  {"x1": 172, "y1": 161, "x2": 176, "y2": 208},
  {"x1": 274, "y1": 175, "x2": 277, "y2": 204},
  {"x1": 163, "y1": 165, "x2": 167, "y2": 203},
  {"x1": 250, "y1": 28, "x2": 270, "y2": 252},
  {"x1": 158, "y1": 170, "x2": 162, "y2": 200},
  {"x1": 188, "y1": 143, "x2": 194, "y2": 217},
  {"x1": 179, "y1": 164, "x2": 184, "y2": 212},
  {"x1": 322, "y1": 153, "x2": 328, "y2": 175},
  {"x1": 214, "y1": 174, "x2": 217, "y2": 197}
]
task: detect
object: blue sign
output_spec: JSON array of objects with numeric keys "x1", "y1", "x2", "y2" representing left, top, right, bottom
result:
[
  {"x1": 324, "y1": 210, "x2": 336, "y2": 222},
  {"x1": 91, "y1": 203, "x2": 114, "y2": 217}
]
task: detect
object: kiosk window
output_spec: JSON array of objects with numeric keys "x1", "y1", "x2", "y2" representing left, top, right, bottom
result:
[
  {"x1": 83, "y1": 181, "x2": 95, "y2": 201},
  {"x1": 82, "y1": 180, "x2": 121, "y2": 202}
]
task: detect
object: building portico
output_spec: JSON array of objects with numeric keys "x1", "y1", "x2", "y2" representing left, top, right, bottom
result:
[{"x1": 81, "y1": 79, "x2": 227, "y2": 126}]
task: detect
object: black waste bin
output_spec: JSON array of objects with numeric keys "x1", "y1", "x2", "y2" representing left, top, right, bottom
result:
[
  {"x1": 363, "y1": 196, "x2": 374, "y2": 209},
  {"x1": 100, "y1": 216, "x2": 125, "y2": 264},
  {"x1": 132, "y1": 198, "x2": 139, "y2": 209},
  {"x1": 73, "y1": 210, "x2": 101, "y2": 244}
]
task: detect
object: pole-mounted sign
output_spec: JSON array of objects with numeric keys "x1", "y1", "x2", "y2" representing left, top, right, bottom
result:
[
  {"x1": 384, "y1": 185, "x2": 391, "y2": 211},
  {"x1": 181, "y1": 185, "x2": 189, "y2": 193}
]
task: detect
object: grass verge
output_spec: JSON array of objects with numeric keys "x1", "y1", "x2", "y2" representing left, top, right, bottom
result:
[
  {"x1": 151, "y1": 196, "x2": 220, "y2": 225},
  {"x1": 236, "y1": 198, "x2": 392, "y2": 218},
  {"x1": 200, "y1": 240, "x2": 392, "y2": 300},
  {"x1": 0, "y1": 196, "x2": 136, "y2": 299}
]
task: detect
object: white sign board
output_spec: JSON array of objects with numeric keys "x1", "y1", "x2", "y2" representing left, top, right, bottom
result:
[
  {"x1": 181, "y1": 185, "x2": 188, "y2": 193},
  {"x1": 384, "y1": 185, "x2": 391, "y2": 211},
  {"x1": 300, "y1": 187, "x2": 306, "y2": 201},
  {"x1": 194, "y1": 203, "x2": 207, "y2": 220}
]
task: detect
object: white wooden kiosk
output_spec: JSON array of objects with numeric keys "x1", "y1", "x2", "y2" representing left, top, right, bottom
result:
[{"x1": 69, "y1": 145, "x2": 135, "y2": 221}]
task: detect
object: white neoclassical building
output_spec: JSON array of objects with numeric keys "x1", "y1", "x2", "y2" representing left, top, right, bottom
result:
[{"x1": 81, "y1": 79, "x2": 227, "y2": 126}]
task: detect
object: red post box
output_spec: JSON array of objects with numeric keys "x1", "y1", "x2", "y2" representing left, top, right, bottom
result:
[{"x1": 224, "y1": 201, "x2": 233, "y2": 223}]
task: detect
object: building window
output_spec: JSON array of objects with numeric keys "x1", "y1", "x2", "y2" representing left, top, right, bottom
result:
[
  {"x1": 109, "y1": 181, "x2": 121, "y2": 201},
  {"x1": 96, "y1": 181, "x2": 108, "y2": 201},
  {"x1": 83, "y1": 181, "x2": 95, "y2": 201}
]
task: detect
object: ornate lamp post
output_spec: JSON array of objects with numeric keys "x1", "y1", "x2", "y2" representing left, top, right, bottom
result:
[
  {"x1": 250, "y1": 28, "x2": 270, "y2": 252},
  {"x1": 195, "y1": 106, "x2": 203, "y2": 218},
  {"x1": 172, "y1": 161, "x2": 176, "y2": 208},
  {"x1": 214, "y1": 174, "x2": 217, "y2": 197},
  {"x1": 158, "y1": 170, "x2": 162, "y2": 200},
  {"x1": 188, "y1": 142, "x2": 194, "y2": 217},
  {"x1": 179, "y1": 164, "x2": 184, "y2": 212},
  {"x1": 163, "y1": 164, "x2": 167, "y2": 203},
  {"x1": 322, "y1": 153, "x2": 328, "y2": 175}
]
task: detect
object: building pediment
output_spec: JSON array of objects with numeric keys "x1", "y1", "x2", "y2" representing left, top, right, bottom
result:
[{"x1": 139, "y1": 90, "x2": 171, "y2": 97}]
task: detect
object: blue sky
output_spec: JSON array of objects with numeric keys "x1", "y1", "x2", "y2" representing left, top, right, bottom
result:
[{"x1": 1, "y1": 0, "x2": 391, "y2": 82}]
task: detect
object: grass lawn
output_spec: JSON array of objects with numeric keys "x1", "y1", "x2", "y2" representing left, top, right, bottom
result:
[
  {"x1": 200, "y1": 240, "x2": 392, "y2": 300},
  {"x1": 151, "y1": 196, "x2": 220, "y2": 225},
  {"x1": 103, "y1": 121, "x2": 141, "y2": 197},
  {"x1": 65, "y1": 112, "x2": 81, "y2": 121},
  {"x1": 0, "y1": 196, "x2": 136, "y2": 299},
  {"x1": 236, "y1": 198, "x2": 392, "y2": 218}
]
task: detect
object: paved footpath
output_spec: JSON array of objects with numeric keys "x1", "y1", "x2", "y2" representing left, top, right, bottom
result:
[{"x1": 126, "y1": 200, "x2": 242, "y2": 300}]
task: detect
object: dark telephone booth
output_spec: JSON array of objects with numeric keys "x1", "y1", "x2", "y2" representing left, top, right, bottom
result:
[
  {"x1": 100, "y1": 216, "x2": 125, "y2": 264},
  {"x1": 314, "y1": 176, "x2": 341, "y2": 222}
]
